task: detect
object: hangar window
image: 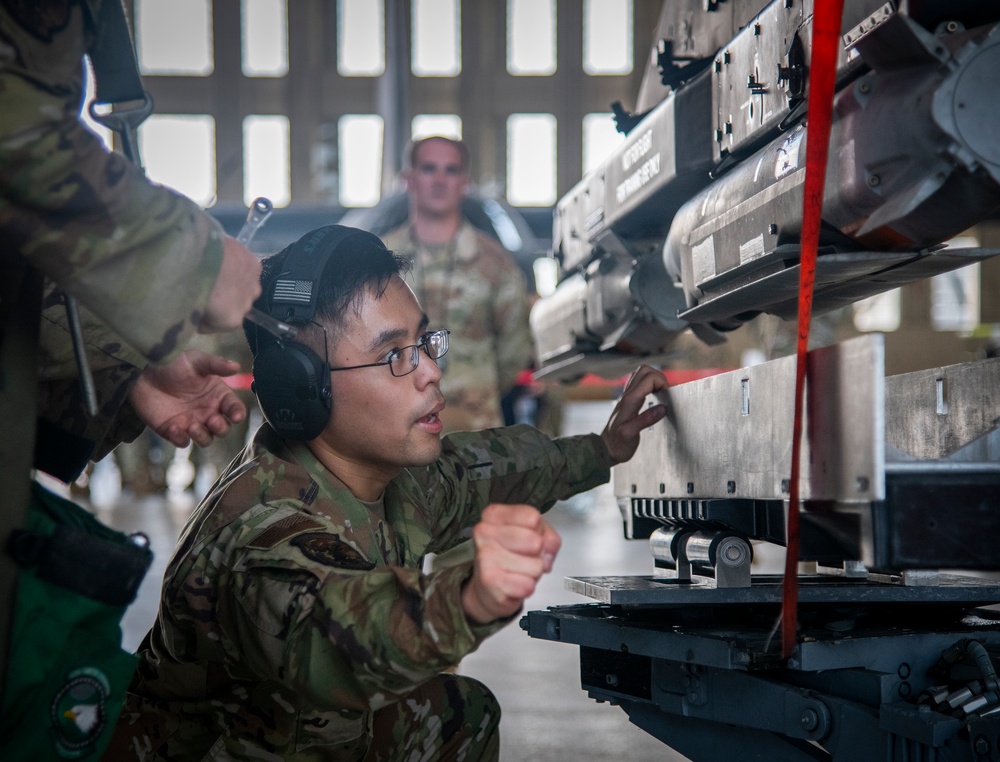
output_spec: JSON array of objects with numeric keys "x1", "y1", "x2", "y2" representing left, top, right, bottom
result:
[
  {"x1": 413, "y1": 0, "x2": 461, "y2": 76},
  {"x1": 136, "y1": 0, "x2": 213, "y2": 76},
  {"x1": 339, "y1": 115, "x2": 384, "y2": 206},
  {"x1": 931, "y1": 265, "x2": 980, "y2": 332},
  {"x1": 412, "y1": 115, "x2": 463, "y2": 141},
  {"x1": 584, "y1": 0, "x2": 633, "y2": 75},
  {"x1": 243, "y1": 116, "x2": 290, "y2": 208},
  {"x1": 853, "y1": 290, "x2": 901, "y2": 333},
  {"x1": 138, "y1": 115, "x2": 217, "y2": 207},
  {"x1": 507, "y1": 114, "x2": 557, "y2": 205},
  {"x1": 931, "y1": 238, "x2": 980, "y2": 332},
  {"x1": 507, "y1": 0, "x2": 556, "y2": 76},
  {"x1": 242, "y1": 0, "x2": 289, "y2": 77},
  {"x1": 338, "y1": 0, "x2": 386, "y2": 76},
  {"x1": 583, "y1": 112, "x2": 626, "y2": 173}
]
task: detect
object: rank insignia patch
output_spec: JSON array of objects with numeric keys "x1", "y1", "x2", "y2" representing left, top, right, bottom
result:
[{"x1": 291, "y1": 533, "x2": 375, "y2": 570}]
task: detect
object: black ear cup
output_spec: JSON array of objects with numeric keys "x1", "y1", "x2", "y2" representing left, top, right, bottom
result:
[
  {"x1": 252, "y1": 340, "x2": 331, "y2": 441},
  {"x1": 250, "y1": 224, "x2": 389, "y2": 440}
]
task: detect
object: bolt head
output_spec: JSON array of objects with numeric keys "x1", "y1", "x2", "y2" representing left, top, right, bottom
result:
[{"x1": 800, "y1": 709, "x2": 819, "y2": 731}]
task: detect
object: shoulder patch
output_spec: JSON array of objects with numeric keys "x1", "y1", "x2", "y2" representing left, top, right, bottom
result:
[
  {"x1": 291, "y1": 533, "x2": 375, "y2": 570},
  {"x1": 246, "y1": 516, "x2": 325, "y2": 549}
]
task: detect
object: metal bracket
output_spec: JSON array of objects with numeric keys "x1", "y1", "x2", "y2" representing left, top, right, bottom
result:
[{"x1": 88, "y1": 92, "x2": 154, "y2": 165}]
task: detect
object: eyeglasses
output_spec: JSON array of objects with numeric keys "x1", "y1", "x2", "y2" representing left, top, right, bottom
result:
[{"x1": 329, "y1": 329, "x2": 449, "y2": 378}]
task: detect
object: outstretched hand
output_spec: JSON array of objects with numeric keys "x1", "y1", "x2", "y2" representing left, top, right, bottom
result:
[
  {"x1": 601, "y1": 365, "x2": 669, "y2": 464},
  {"x1": 461, "y1": 503, "x2": 562, "y2": 625},
  {"x1": 129, "y1": 349, "x2": 247, "y2": 448}
]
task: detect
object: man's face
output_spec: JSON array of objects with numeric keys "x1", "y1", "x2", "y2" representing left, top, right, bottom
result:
[
  {"x1": 405, "y1": 140, "x2": 469, "y2": 219},
  {"x1": 321, "y1": 275, "x2": 446, "y2": 475}
]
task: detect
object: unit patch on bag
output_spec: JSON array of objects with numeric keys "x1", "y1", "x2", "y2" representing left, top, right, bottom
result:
[
  {"x1": 49, "y1": 667, "x2": 111, "y2": 759},
  {"x1": 1, "y1": 483, "x2": 151, "y2": 761}
]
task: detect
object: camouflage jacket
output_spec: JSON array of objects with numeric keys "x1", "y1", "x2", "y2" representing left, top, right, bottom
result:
[
  {"x1": 0, "y1": 0, "x2": 226, "y2": 366},
  {"x1": 1, "y1": 1, "x2": 233, "y2": 479},
  {"x1": 34, "y1": 291, "x2": 153, "y2": 476},
  {"x1": 382, "y1": 222, "x2": 533, "y2": 433},
  {"x1": 113, "y1": 424, "x2": 613, "y2": 760}
]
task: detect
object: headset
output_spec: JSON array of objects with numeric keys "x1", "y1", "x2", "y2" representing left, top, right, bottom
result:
[{"x1": 250, "y1": 225, "x2": 385, "y2": 441}]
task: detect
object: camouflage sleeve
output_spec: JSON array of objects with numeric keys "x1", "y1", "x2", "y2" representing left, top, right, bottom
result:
[
  {"x1": 223, "y1": 512, "x2": 509, "y2": 713},
  {"x1": 35, "y1": 284, "x2": 147, "y2": 446},
  {"x1": 490, "y1": 250, "x2": 534, "y2": 393},
  {"x1": 38, "y1": 284, "x2": 148, "y2": 383},
  {"x1": 34, "y1": 366, "x2": 145, "y2": 468},
  {"x1": 421, "y1": 425, "x2": 614, "y2": 551},
  {"x1": 0, "y1": 4, "x2": 225, "y2": 365}
]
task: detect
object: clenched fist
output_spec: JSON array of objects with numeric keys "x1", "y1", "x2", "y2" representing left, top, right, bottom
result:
[{"x1": 461, "y1": 503, "x2": 562, "y2": 625}]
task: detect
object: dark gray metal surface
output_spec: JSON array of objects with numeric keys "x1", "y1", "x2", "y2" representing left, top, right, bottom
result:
[
  {"x1": 676, "y1": 248, "x2": 999, "y2": 323},
  {"x1": 523, "y1": 602, "x2": 1000, "y2": 761},
  {"x1": 562, "y1": 573, "x2": 1000, "y2": 607}
]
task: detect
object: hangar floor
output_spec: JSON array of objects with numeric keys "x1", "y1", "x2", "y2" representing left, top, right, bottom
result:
[{"x1": 97, "y1": 401, "x2": 689, "y2": 762}]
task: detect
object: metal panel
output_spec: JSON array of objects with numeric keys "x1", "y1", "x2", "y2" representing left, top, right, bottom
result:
[
  {"x1": 885, "y1": 358, "x2": 1000, "y2": 460},
  {"x1": 562, "y1": 573, "x2": 1000, "y2": 607},
  {"x1": 613, "y1": 334, "x2": 886, "y2": 503},
  {"x1": 713, "y1": 0, "x2": 806, "y2": 161},
  {"x1": 522, "y1": 600, "x2": 1000, "y2": 670},
  {"x1": 677, "y1": 248, "x2": 1000, "y2": 324}
]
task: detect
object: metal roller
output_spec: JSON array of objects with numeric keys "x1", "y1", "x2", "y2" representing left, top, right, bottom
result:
[{"x1": 685, "y1": 531, "x2": 753, "y2": 588}]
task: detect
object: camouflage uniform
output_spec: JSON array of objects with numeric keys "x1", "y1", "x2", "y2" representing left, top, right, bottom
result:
[
  {"x1": 0, "y1": 1, "x2": 226, "y2": 366},
  {"x1": 0, "y1": 0, "x2": 231, "y2": 473},
  {"x1": 107, "y1": 423, "x2": 614, "y2": 760},
  {"x1": 0, "y1": 4, "x2": 242, "y2": 757},
  {"x1": 382, "y1": 223, "x2": 533, "y2": 434}
]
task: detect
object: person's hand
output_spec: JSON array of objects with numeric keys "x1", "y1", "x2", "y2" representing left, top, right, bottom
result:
[
  {"x1": 129, "y1": 349, "x2": 248, "y2": 448},
  {"x1": 461, "y1": 503, "x2": 562, "y2": 625},
  {"x1": 600, "y1": 365, "x2": 669, "y2": 464},
  {"x1": 199, "y1": 236, "x2": 262, "y2": 334}
]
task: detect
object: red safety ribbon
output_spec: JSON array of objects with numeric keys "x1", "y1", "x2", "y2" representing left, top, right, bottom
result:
[{"x1": 781, "y1": 0, "x2": 846, "y2": 660}]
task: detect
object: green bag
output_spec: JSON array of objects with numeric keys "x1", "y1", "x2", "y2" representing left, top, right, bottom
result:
[{"x1": 1, "y1": 482, "x2": 152, "y2": 760}]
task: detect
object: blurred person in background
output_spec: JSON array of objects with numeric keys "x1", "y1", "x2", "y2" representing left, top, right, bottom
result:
[{"x1": 383, "y1": 136, "x2": 534, "y2": 435}]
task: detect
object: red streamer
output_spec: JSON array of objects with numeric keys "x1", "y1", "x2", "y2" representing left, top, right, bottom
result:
[{"x1": 781, "y1": 0, "x2": 846, "y2": 660}]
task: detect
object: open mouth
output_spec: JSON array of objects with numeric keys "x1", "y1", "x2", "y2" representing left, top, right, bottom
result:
[{"x1": 416, "y1": 400, "x2": 445, "y2": 429}]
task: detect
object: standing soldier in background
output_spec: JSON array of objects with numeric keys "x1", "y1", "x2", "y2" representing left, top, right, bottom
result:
[{"x1": 383, "y1": 136, "x2": 534, "y2": 434}]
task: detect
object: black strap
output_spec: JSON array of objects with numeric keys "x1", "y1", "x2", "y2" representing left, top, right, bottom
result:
[
  {"x1": 33, "y1": 419, "x2": 97, "y2": 484},
  {"x1": 86, "y1": 0, "x2": 153, "y2": 164},
  {"x1": 87, "y1": 0, "x2": 145, "y2": 104},
  {"x1": 8, "y1": 522, "x2": 152, "y2": 607},
  {"x1": 67, "y1": 0, "x2": 151, "y2": 418},
  {"x1": 0, "y1": 262, "x2": 43, "y2": 694}
]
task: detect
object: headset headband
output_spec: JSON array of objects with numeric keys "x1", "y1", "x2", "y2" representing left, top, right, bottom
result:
[{"x1": 265, "y1": 225, "x2": 361, "y2": 324}]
